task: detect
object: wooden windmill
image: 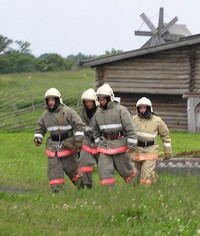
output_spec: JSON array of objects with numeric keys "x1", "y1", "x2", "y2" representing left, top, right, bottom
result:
[{"x1": 135, "y1": 7, "x2": 191, "y2": 48}]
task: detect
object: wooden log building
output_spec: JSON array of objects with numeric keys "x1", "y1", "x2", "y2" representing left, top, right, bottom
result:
[{"x1": 80, "y1": 34, "x2": 200, "y2": 132}]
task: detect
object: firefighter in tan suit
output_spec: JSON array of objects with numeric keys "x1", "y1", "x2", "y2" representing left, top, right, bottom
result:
[
  {"x1": 132, "y1": 97, "x2": 172, "y2": 185},
  {"x1": 92, "y1": 84, "x2": 138, "y2": 187},
  {"x1": 34, "y1": 88, "x2": 85, "y2": 193}
]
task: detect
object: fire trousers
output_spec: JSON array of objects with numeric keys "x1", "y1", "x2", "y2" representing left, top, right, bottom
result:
[
  {"x1": 98, "y1": 152, "x2": 137, "y2": 187},
  {"x1": 134, "y1": 159, "x2": 157, "y2": 185},
  {"x1": 47, "y1": 153, "x2": 83, "y2": 192},
  {"x1": 79, "y1": 150, "x2": 98, "y2": 188}
]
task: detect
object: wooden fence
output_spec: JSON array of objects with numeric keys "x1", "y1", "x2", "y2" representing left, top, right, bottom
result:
[{"x1": 0, "y1": 90, "x2": 82, "y2": 132}]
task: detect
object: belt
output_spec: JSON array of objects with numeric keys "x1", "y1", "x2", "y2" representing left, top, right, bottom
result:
[
  {"x1": 102, "y1": 132, "x2": 124, "y2": 140},
  {"x1": 51, "y1": 133, "x2": 69, "y2": 141},
  {"x1": 138, "y1": 140, "x2": 154, "y2": 148}
]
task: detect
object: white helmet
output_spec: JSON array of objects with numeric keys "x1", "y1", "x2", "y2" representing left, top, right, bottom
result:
[
  {"x1": 44, "y1": 88, "x2": 63, "y2": 104},
  {"x1": 136, "y1": 97, "x2": 153, "y2": 112},
  {"x1": 81, "y1": 88, "x2": 99, "y2": 106},
  {"x1": 96, "y1": 84, "x2": 115, "y2": 102}
]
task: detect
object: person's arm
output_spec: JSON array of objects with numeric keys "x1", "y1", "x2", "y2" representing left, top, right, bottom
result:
[
  {"x1": 158, "y1": 118, "x2": 172, "y2": 160},
  {"x1": 120, "y1": 107, "x2": 138, "y2": 151},
  {"x1": 91, "y1": 113, "x2": 101, "y2": 146},
  {"x1": 67, "y1": 108, "x2": 85, "y2": 149},
  {"x1": 34, "y1": 115, "x2": 46, "y2": 146}
]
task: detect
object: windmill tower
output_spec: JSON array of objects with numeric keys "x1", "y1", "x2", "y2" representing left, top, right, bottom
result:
[{"x1": 135, "y1": 7, "x2": 191, "y2": 48}]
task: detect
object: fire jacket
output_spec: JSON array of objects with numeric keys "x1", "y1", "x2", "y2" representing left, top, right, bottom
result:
[
  {"x1": 92, "y1": 101, "x2": 138, "y2": 155},
  {"x1": 34, "y1": 104, "x2": 85, "y2": 158},
  {"x1": 80, "y1": 107, "x2": 98, "y2": 155},
  {"x1": 132, "y1": 114, "x2": 172, "y2": 161}
]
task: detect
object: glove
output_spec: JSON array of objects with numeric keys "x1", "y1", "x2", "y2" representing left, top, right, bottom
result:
[
  {"x1": 34, "y1": 137, "x2": 42, "y2": 146},
  {"x1": 62, "y1": 137, "x2": 76, "y2": 150},
  {"x1": 163, "y1": 153, "x2": 172, "y2": 161},
  {"x1": 72, "y1": 140, "x2": 83, "y2": 151}
]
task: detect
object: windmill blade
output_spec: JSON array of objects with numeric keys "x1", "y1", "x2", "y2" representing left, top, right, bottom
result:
[
  {"x1": 158, "y1": 17, "x2": 178, "y2": 36},
  {"x1": 141, "y1": 37, "x2": 153, "y2": 48},
  {"x1": 158, "y1": 7, "x2": 164, "y2": 31},
  {"x1": 134, "y1": 30, "x2": 153, "y2": 36},
  {"x1": 140, "y1": 13, "x2": 157, "y2": 32}
]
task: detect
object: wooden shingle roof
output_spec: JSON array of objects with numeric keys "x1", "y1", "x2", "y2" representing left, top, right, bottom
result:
[{"x1": 79, "y1": 34, "x2": 200, "y2": 67}]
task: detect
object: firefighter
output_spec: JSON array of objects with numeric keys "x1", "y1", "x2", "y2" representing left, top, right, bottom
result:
[
  {"x1": 132, "y1": 97, "x2": 173, "y2": 185},
  {"x1": 92, "y1": 84, "x2": 138, "y2": 187},
  {"x1": 34, "y1": 88, "x2": 85, "y2": 193},
  {"x1": 79, "y1": 88, "x2": 99, "y2": 189}
]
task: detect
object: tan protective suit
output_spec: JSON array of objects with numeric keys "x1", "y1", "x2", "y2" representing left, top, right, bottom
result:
[{"x1": 132, "y1": 114, "x2": 172, "y2": 185}]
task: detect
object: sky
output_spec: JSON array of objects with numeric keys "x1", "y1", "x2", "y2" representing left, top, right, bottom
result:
[{"x1": 0, "y1": 0, "x2": 200, "y2": 57}]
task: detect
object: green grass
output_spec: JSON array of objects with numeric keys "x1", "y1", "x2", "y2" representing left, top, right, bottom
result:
[
  {"x1": 0, "y1": 132, "x2": 200, "y2": 235},
  {"x1": 0, "y1": 69, "x2": 95, "y2": 98},
  {"x1": 0, "y1": 70, "x2": 200, "y2": 235}
]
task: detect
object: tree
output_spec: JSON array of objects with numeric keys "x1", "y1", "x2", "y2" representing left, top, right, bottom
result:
[
  {"x1": 0, "y1": 51, "x2": 36, "y2": 74},
  {"x1": 0, "y1": 35, "x2": 13, "y2": 53},
  {"x1": 36, "y1": 53, "x2": 73, "y2": 72},
  {"x1": 103, "y1": 48, "x2": 123, "y2": 56},
  {"x1": 15, "y1": 40, "x2": 31, "y2": 53},
  {"x1": 67, "y1": 53, "x2": 96, "y2": 65}
]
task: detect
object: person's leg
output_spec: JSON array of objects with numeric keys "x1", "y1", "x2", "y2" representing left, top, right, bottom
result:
[
  {"x1": 140, "y1": 160, "x2": 157, "y2": 185},
  {"x1": 114, "y1": 152, "x2": 137, "y2": 184},
  {"x1": 47, "y1": 154, "x2": 65, "y2": 193},
  {"x1": 98, "y1": 153, "x2": 115, "y2": 187},
  {"x1": 134, "y1": 160, "x2": 143, "y2": 183},
  {"x1": 61, "y1": 153, "x2": 84, "y2": 190},
  {"x1": 79, "y1": 150, "x2": 95, "y2": 188}
]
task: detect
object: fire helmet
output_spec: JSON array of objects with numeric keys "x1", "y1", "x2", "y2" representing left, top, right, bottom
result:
[
  {"x1": 96, "y1": 84, "x2": 114, "y2": 102},
  {"x1": 44, "y1": 88, "x2": 63, "y2": 105},
  {"x1": 81, "y1": 88, "x2": 98, "y2": 105},
  {"x1": 136, "y1": 97, "x2": 153, "y2": 112}
]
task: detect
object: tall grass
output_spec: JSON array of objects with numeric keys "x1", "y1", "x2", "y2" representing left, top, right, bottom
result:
[{"x1": 0, "y1": 69, "x2": 96, "y2": 131}]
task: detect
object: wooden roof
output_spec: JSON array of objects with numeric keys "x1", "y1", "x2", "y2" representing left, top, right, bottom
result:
[{"x1": 79, "y1": 34, "x2": 200, "y2": 67}]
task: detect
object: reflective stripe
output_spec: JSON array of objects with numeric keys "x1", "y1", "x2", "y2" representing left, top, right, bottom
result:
[
  {"x1": 127, "y1": 138, "x2": 138, "y2": 144},
  {"x1": 100, "y1": 178, "x2": 115, "y2": 185},
  {"x1": 164, "y1": 142, "x2": 171, "y2": 147},
  {"x1": 71, "y1": 170, "x2": 81, "y2": 182},
  {"x1": 85, "y1": 126, "x2": 92, "y2": 131},
  {"x1": 82, "y1": 145, "x2": 98, "y2": 155},
  {"x1": 140, "y1": 179, "x2": 152, "y2": 185},
  {"x1": 134, "y1": 153, "x2": 158, "y2": 161},
  {"x1": 80, "y1": 166, "x2": 94, "y2": 173},
  {"x1": 49, "y1": 178, "x2": 64, "y2": 185},
  {"x1": 99, "y1": 124, "x2": 122, "y2": 130},
  {"x1": 45, "y1": 149, "x2": 75, "y2": 158},
  {"x1": 74, "y1": 131, "x2": 84, "y2": 136},
  {"x1": 140, "y1": 179, "x2": 146, "y2": 184},
  {"x1": 95, "y1": 138, "x2": 100, "y2": 143},
  {"x1": 97, "y1": 146, "x2": 127, "y2": 155},
  {"x1": 34, "y1": 133, "x2": 43, "y2": 139},
  {"x1": 47, "y1": 125, "x2": 72, "y2": 132},
  {"x1": 125, "y1": 168, "x2": 137, "y2": 183},
  {"x1": 57, "y1": 150, "x2": 76, "y2": 157},
  {"x1": 137, "y1": 132, "x2": 157, "y2": 139},
  {"x1": 45, "y1": 150, "x2": 55, "y2": 157}
]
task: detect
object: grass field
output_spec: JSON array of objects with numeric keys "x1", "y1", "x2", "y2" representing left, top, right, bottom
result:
[
  {"x1": 0, "y1": 70, "x2": 200, "y2": 235},
  {"x1": 0, "y1": 132, "x2": 200, "y2": 236}
]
